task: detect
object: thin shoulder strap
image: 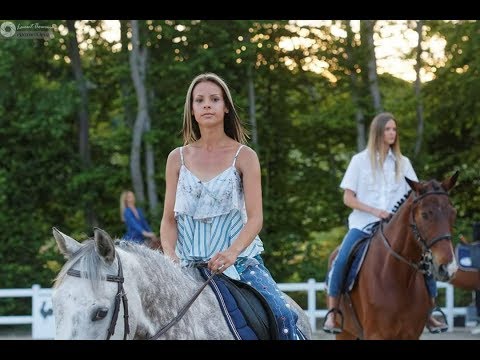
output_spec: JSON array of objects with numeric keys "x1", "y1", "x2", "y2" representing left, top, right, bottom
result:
[
  {"x1": 179, "y1": 146, "x2": 185, "y2": 165},
  {"x1": 232, "y1": 145, "x2": 245, "y2": 166}
]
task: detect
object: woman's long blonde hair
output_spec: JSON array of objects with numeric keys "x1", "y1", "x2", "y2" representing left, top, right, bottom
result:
[
  {"x1": 119, "y1": 190, "x2": 131, "y2": 222},
  {"x1": 367, "y1": 112, "x2": 403, "y2": 180},
  {"x1": 182, "y1": 73, "x2": 248, "y2": 145}
]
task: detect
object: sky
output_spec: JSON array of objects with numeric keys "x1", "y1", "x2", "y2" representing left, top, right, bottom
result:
[
  {"x1": 100, "y1": 20, "x2": 446, "y2": 83},
  {"x1": 293, "y1": 20, "x2": 446, "y2": 83}
]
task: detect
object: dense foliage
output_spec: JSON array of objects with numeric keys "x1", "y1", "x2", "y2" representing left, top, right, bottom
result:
[{"x1": 1, "y1": 20, "x2": 478, "y2": 314}]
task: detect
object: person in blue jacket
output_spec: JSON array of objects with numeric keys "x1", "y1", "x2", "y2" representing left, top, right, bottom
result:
[{"x1": 120, "y1": 190, "x2": 160, "y2": 248}]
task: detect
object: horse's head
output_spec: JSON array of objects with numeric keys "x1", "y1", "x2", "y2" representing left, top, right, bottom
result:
[
  {"x1": 405, "y1": 171, "x2": 459, "y2": 281},
  {"x1": 52, "y1": 227, "x2": 133, "y2": 340}
]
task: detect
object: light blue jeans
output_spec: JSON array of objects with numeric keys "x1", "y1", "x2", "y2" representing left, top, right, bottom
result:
[
  {"x1": 328, "y1": 228, "x2": 438, "y2": 298},
  {"x1": 425, "y1": 273, "x2": 437, "y2": 298}
]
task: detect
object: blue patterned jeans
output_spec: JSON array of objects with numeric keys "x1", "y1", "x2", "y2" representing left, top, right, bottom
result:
[{"x1": 237, "y1": 257, "x2": 299, "y2": 340}]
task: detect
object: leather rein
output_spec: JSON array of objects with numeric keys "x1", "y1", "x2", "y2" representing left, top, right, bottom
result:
[
  {"x1": 380, "y1": 190, "x2": 452, "y2": 275},
  {"x1": 67, "y1": 255, "x2": 216, "y2": 340}
]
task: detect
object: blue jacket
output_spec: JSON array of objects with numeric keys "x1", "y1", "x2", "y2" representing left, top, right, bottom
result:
[{"x1": 123, "y1": 207, "x2": 152, "y2": 244}]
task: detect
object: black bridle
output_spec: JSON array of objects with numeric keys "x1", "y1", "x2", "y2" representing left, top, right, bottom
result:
[
  {"x1": 380, "y1": 190, "x2": 452, "y2": 275},
  {"x1": 67, "y1": 255, "x2": 130, "y2": 340},
  {"x1": 66, "y1": 254, "x2": 216, "y2": 340}
]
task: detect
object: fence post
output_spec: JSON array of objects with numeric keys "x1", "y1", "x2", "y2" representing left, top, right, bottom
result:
[
  {"x1": 31, "y1": 284, "x2": 55, "y2": 339},
  {"x1": 445, "y1": 283, "x2": 454, "y2": 332},
  {"x1": 307, "y1": 278, "x2": 316, "y2": 332}
]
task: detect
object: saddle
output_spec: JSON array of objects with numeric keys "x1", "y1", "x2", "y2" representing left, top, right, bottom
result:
[
  {"x1": 325, "y1": 236, "x2": 372, "y2": 294},
  {"x1": 199, "y1": 268, "x2": 279, "y2": 340},
  {"x1": 456, "y1": 242, "x2": 480, "y2": 270}
]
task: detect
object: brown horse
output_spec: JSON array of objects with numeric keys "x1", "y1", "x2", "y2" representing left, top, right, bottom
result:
[
  {"x1": 450, "y1": 267, "x2": 480, "y2": 290},
  {"x1": 449, "y1": 236, "x2": 480, "y2": 291},
  {"x1": 327, "y1": 172, "x2": 459, "y2": 339}
]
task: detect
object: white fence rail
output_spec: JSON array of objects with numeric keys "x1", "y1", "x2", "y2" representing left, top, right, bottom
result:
[
  {"x1": 277, "y1": 280, "x2": 462, "y2": 332},
  {"x1": 0, "y1": 281, "x2": 467, "y2": 338},
  {"x1": 0, "y1": 285, "x2": 54, "y2": 339}
]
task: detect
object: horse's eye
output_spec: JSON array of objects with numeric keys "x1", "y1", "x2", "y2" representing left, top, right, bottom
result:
[
  {"x1": 91, "y1": 307, "x2": 109, "y2": 321},
  {"x1": 421, "y1": 212, "x2": 428, "y2": 220}
]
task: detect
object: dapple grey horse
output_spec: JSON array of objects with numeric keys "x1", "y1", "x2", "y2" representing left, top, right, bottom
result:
[{"x1": 52, "y1": 227, "x2": 312, "y2": 340}]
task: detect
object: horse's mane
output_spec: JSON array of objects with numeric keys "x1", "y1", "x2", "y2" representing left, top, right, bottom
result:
[
  {"x1": 390, "y1": 190, "x2": 412, "y2": 215},
  {"x1": 368, "y1": 190, "x2": 413, "y2": 236},
  {"x1": 53, "y1": 239, "x2": 180, "y2": 291}
]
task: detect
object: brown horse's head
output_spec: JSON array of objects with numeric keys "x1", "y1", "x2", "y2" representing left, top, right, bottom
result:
[{"x1": 405, "y1": 171, "x2": 459, "y2": 282}]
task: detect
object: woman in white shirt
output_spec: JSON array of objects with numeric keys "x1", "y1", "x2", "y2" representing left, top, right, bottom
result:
[{"x1": 323, "y1": 112, "x2": 447, "y2": 334}]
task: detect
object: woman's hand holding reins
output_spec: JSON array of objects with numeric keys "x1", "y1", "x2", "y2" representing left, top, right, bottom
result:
[{"x1": 208, "y1": 248, "x2": 239, "y2": 274}]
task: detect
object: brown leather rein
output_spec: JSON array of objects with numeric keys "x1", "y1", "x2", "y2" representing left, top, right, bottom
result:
[{"x1": 380, "y1": 190, "x2": 452, "y2": 275}]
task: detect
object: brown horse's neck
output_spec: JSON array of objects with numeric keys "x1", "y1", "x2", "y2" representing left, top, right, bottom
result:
[{"x1": 380, "y1": 196, "x2": 423, "y2": 281}]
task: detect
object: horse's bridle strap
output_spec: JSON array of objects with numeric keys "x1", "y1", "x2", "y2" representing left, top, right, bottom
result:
[
  {"x1": 66, "y1": 269, "x2": 123, "y2": 283},
  {"x1": 67, "y1": 254, "x2": 130, "y2": 340},
  {"x1": 381, "y1": 189, "x2": 452, "y2": 274},
  {"x1": 67, "y1": 256, "x2": 217, "y2": 340},
  {"x1": 380, "y1": 221, "x2": 425, "y2": 273},
  {"x1": 412, "y1": 190, "x2": 448, "y2": 203}
]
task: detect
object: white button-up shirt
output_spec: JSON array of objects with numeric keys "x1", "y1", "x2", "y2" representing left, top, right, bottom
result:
[{"x1": 340, "y1": 149, "x2": 417, "y2": 231}]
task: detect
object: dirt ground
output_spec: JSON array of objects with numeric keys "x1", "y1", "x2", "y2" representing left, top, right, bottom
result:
[
  {"x1": 1, "y1": 326, "x2": 479, "y2": 340},
  {"x1": 312, "y1": 326, "x2": 480, "y2": 340}
]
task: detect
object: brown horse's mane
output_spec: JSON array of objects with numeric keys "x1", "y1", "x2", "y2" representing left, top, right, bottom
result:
[
  {"x1": 368, "y1": 190, "x2": 412, "y2": 236},
  {"x1": 391, "y1": 189, "x2": 412, "y2": 215}
]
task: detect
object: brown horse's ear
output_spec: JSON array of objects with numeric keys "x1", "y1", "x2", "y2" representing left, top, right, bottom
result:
[
  {"x1": 405, "y1": 177, "x2": 421, "y2": 192},
  {"x1": 442, "y1": 170, "x2": 459, "y2": 192}
]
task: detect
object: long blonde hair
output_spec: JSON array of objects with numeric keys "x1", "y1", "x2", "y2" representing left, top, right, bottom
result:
[
  {"x1": 182, "y1": 73, "x2": 248, "y2": 145},
  {"x1": 367, "y1": 112, "x2": 403, "y2": 180},
  {"x1": 119, "y1": 190, "x2": 131, "y2": 222}
]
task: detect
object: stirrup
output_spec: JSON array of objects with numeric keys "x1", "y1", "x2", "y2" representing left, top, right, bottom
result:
[
  {"x1": 322, "y1": 308, "x2": 344, "y2": 334},
  {"x1": 426, "y1": 306, "x2": 449, "y2": 334}
]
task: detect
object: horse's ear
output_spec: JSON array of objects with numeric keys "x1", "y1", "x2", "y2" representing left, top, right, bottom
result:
[
  {"x1": 442, "y1": 170, "x2": 459, "y2": 192},
  {"x1": 405, "y1": 177, "x2": 420, "y2": 192},
  {"x1": 93, "y1": 227, "x2": 115, "y2": 264},
  {"x1": 52, "y1": 227, "x2": 82, "y2": 259}
]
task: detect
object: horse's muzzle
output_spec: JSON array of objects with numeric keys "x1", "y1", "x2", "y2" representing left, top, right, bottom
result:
[{"x1": 436, "y1": 261, "x2": 458, "y2": 281}]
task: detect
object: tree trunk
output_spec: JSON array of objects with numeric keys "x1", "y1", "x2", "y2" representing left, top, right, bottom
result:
[
  {"x1": 346, "y1": 21, "x2": 366, "y2": 151},
  {"x1": 66, "y1": 20, "x2": 97, "y2": 228},
  {"x1": 414, "y1": 20, "x2": 425, "y2": 157},
  {"x1": 66, "y1": 20, "x2": 90, "y2": 168},
  {"x1": 128, "y1": 20, "x2": 150, "y2": 204},
  {"x1": 120, "y1": 20, "x2": 136, "y2": 128},
  {"x1": 247, "y1": 66, "x2": 258, "y2": 148},
  {"x1": 364, "y1": 20, "x2": 382, "y2": 113},
  {"x1": 144, "y1": 114, "x2": 158, "y2": 215}
]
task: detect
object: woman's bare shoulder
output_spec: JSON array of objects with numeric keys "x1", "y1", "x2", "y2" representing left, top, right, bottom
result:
[
  {"x1": 242, "y1": 144, "x2": 258, "y2": 155},
  {"x1": 166, "y1": 147, "x2": 182, "y2": 166},
  {"x1": 236, "y1": 145, "x2": 259, "y2": 168}
]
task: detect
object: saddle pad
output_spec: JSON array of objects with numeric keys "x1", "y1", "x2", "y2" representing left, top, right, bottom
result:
[
  {"x1": 198, "y1": 268, "x2": 258, "y2": 340},
  {"x1": 457, "y1": 243, "x2": 480, "y2": 270},
  {"x1": 346, "y1": 238, "x2": 371, "y2": 292}
]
